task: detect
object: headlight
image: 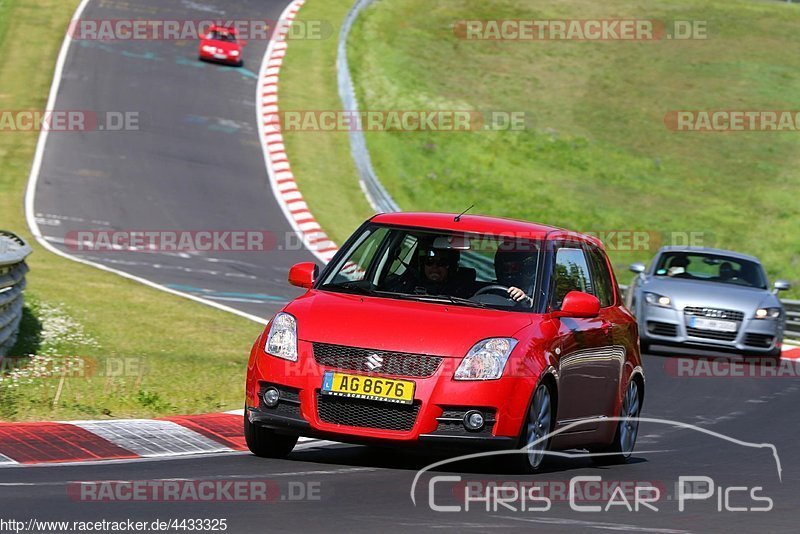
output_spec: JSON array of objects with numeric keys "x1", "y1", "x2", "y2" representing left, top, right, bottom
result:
[
  {"x1": 644, "y1": 292, "x2": 672, "y2": 308},
  {"x1": 264, "y1": 312, "x2": 297, "y2": 361},
  {"x1": 754, "y1": 307, "x2": 781, "y2": 320},
  {"x1": 454, "y1": 338, "x2": 518, "y2": 381},
  {"x1": 231, "y1": 50, "x2": 240, "y2": 56},
  {"x1": 202, "y1": 45, "x2": 215, "y2": 52}
]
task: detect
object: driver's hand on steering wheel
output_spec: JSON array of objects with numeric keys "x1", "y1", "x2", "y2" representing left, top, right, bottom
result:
[{"x1": 507, "y1": 286, "x2": 528, "y2": 302}]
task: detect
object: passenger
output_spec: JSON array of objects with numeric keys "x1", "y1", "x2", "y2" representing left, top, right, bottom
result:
[
  {"x1": 417, "y1": 248, "x2": 463, "y2": 296},
  {"x1": 719, "y1": 262, "x2": 736, "y2": 281}
]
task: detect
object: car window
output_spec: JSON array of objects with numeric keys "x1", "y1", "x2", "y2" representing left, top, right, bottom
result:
[
  {"x1": 588, "y1": 248, "x2": 614, "y2": 307},
  {"x1": 552, "y1": 247, "x2": 593, "y2": 308},
  {"x1": 325, "y1": 227, "x2": 389, "y2": 284},
  {"x1": 654, "y1": 252, "x2": 767, "y2": 289}
]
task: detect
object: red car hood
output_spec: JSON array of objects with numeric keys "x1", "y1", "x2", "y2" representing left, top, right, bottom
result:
[
  {"x1": 201, "y1": 39, "x2": 240, "y2": 53},
  {"x1": 285, "y1": 290, "x2": 533, "y2": 357}
]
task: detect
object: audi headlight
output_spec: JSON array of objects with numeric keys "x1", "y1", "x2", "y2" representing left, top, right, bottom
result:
[
  {"x1": 454, "y1": 338, "x2": 518, "y2": 381},
  {"x1": 264, "y1": 312, "x2": 297, "y2": 361},
  {"x1": 754, "y1": 307, "x2": 781, "y2": 320},
  {"x1": 644, "y1": 292, "x2": 672, "y2": 308}
]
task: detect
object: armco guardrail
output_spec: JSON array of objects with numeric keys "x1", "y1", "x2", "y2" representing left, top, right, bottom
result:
[
  {"x1": 0, "y1": 231, "x2": 32, "y2": 356},
  {"x1": 784, "y1": 300, "x2": 800, "y2": 342},
  {"x1": 337, "y1": 0, "x2": 399, "y2": 214},
  {"x1": 337, "y1": 0, "x2": 494, "y2": 279}
]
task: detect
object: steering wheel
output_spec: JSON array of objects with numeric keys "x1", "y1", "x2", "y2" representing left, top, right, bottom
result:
[{"x1": 473, "y1": 284, "x2": 512, "y2": 298}]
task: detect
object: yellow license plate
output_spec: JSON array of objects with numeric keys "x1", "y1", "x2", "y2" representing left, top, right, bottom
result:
[{"x1": 321, "y1": 371, "x2": 415, "y2": 405}]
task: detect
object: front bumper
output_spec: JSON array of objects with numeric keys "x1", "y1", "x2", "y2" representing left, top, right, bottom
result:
[
  {"x1": 246, "y1": 406, "x2": 516, "y2": 449},
  {"x1": 199, "y1": 50, "x2": 242, "y2": 65},
  {"x1": 245, "y1": 340, "x2": 533, "y2": 448},
  {"x1": 638, "y1": 303, "x2": 782, "y2": 353}
]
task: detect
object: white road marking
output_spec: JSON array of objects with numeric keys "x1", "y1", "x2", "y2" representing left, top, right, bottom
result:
[{"x1": 0, "y1": 454, "x2": 17, "y2": 465}]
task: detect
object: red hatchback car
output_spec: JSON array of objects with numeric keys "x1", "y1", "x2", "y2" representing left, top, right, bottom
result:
[
  {"x1": 198, "y1": 25, "x2": 245, "y2": 66},
  {"x1": 245, "y1": 213, "x2": 644, "y2": 472}
]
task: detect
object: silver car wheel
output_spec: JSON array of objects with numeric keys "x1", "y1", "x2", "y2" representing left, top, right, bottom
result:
[
  {"x1": 620, "y1": 380, "x2": 641, "y2": 457},
  {"x1": 526, "y1": 384, "x2": 552, "y2": 469}
]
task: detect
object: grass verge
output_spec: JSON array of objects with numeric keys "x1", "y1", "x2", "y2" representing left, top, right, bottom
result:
[
  {"x1": 283, "y1": 0, "x2": 800, "y2": 296},
  {"x1": 0, "y1": 0, "x2": 263, "y2": 421},
  {"x1": 280, "y1": 0, "x2": 374, "y2": 245}
]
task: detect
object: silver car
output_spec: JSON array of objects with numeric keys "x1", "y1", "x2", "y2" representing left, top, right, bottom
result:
[{"x1": 626, "y1": 246, "x2": 791, "y2": 358}]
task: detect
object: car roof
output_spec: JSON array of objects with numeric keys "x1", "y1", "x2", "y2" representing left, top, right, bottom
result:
[
  {"x1": 369, "y1": 212, "x2": 603, "y2": 247},
  {"x1": 655, "y1": 245, "x2": 761, "y2": 264}
]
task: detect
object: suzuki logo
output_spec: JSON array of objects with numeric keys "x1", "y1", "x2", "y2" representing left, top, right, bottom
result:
[{"x1": 366, "y1": 354, "x2": 384, "y2": 371}]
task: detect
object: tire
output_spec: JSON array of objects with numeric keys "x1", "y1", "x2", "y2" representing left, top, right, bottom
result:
[
  {"x1": 515, "y1": 382, "x2": 555, "y2": 473},
  {"x1": 592, "y1": 378, "x2": 642, "y2": 465},
  {"x1": 244, "y1": 412, "x2": 298, "y2": 458}
]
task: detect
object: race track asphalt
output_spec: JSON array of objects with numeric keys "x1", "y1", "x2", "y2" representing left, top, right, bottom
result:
[
  {"x1": 2, "y1": 351, "x2": 799, "y2": 532},
  {"x1": 32, "y1": 0, "x2": 314, "y2": 319}
]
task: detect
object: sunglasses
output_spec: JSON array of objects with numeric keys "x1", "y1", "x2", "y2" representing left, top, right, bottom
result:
[{"x1": 423, "y1": 258, "x2": 450, "y2": 267}]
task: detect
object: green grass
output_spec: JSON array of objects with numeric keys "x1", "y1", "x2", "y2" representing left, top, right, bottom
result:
[
  {"x1": 0, "y1": 0, "x2": 263, "y2": 421},
  {"x1": 280, "y1": 0, "x2": 374, "y2": 245},
  {"x1": 283, "y1": 0, "x2": 800, "y2": 295}
]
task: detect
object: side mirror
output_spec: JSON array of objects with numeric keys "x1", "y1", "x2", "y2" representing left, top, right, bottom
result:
[
  {"x1": 773, "y1": 279, "x2": 791, "y2": 293},
  {"x1": 288, "y1": 262, "x2": 317, "y2": 289},
  {"x1": 199, "y1": 33, "x2": 207, "y2": 40},
  {"x1": 629, "y1": 262, "x2": 646, "y2": 274},
  {"x1": 553, "y1": 291, "x2": 600, "y2": 318}
]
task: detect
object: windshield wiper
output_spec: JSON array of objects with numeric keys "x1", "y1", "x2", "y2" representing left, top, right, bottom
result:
[{"x1": 404, "y1": 293, "x2": 488, "y2": 308}]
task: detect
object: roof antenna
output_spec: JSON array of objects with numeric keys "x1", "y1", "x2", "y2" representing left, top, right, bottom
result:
[{"x1": 454, "y1": 204, "x2": 474, "y2": 222}]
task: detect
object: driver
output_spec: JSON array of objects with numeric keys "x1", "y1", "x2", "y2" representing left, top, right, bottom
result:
[
  {"x1": 495, "y1": 249, "x2": 536, "y2": 306},
  {"x1": 417, "y1": 247, "x2": 466, "y2": 296}
]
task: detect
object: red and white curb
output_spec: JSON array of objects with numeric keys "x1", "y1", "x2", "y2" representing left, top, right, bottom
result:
[
  {"x1": 0, "y1": 411, "x2": 316, "y2": 466},
  {"x1": 257, "y1": 0, "x2": 340, "y2": 265},
  {"x1": 783, "y1": 344, "x2": 800, "y2": 360}
]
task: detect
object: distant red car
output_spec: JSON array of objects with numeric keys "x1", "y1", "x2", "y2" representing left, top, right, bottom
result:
[
  {"x1": 198, "y1": 25, "x2": 245, "y2": 66},
  {"x1": 245, "y1": 213, "x2": 644, "y2": 472}
]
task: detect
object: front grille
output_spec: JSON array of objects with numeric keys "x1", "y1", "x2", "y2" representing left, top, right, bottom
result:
[
  {"x1": 316, "y1": 393, "x2": 420, "y2": 431},
  {"x1": 684, "y1": 307, "x2": 744, "y2": 322},
  {"x1": 431, "y1": 408, "x2": 496, "y2": 436},
  {"x1": 313, "y1": 342, "x2": 443, "y2": 378},
  {"x1": 259, "y1": 383, "x2": 303, "y2": 420},
  {"x1": 685, "y1": 327, "x2": 737, "y2": 341},
  {"x1": 646, "y1": 321, "x2": 678, "y2": 337},
  {"x1": 744, "y1": 333, "x2": 774, "y2": 348}
]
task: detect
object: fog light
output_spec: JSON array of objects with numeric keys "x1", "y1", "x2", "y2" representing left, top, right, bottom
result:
[
  {"x1": 263, "y1": 387, "x2": 280, "y2": 407},
  {"x1": 463, "y1": 410, "x2": 485, "y2": 431}
]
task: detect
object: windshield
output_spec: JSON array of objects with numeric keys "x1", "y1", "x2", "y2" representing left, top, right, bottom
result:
[
  {"x1": 654, "y1": 252, "x2": 767, "y2": 289},
  {"x1": 207, "y1": 31, "x2": 236, "y2": 42},
  {"x1": 318, "y1": 224, "x2": 542, "y2": 312}
]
